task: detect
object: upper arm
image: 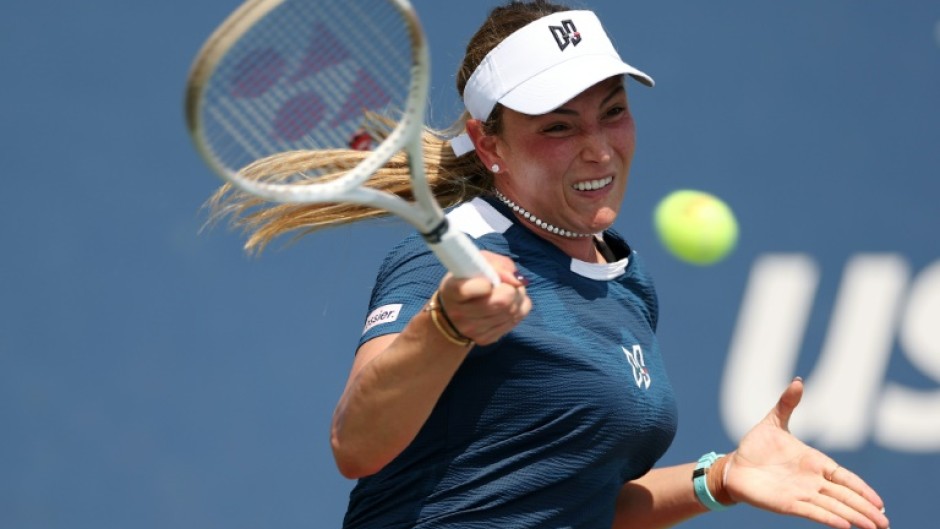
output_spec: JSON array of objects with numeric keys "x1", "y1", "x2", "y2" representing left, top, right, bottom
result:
[{"x1": 345, "y1": 333, "x2": 399, "y2": 387}]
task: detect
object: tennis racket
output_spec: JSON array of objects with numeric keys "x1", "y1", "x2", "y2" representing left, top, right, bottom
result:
[{"x1": 185, "y1": 0, "x2": 498, "y2": 284}]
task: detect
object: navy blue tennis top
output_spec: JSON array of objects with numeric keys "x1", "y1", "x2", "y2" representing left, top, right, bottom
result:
[{"x1": 344, "y1": 197, "x2": 678, "y2": 528}]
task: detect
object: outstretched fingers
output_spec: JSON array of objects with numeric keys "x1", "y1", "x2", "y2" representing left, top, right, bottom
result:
[
  {"x1": 785, "y1": 459, "x2": 890, "y2": 529},
  {"x1": 822, "y1": 465, "x2": 889, "y2": 528},
  {"x1": 788, "y1": 484, "x2": 885, "y2": 529}
]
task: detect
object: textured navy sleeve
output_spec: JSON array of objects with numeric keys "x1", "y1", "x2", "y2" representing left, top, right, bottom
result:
[{"x1": 357, "y1": 234, "x2": 447, "y2": 347}]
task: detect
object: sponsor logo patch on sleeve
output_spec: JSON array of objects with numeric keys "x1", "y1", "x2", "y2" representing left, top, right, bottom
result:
[{"x1": 362, "y1": 304, "x2": 403, "y2": 334}]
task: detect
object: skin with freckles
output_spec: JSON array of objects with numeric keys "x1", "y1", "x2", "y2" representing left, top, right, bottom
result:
[{"x1": 469, "y1": 76, "x2": 633, "y2": 262}]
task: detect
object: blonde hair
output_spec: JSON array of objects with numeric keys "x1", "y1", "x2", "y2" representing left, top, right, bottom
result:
[{"x1": 208, "y1": 1, "x2": 570, "y2": 253}]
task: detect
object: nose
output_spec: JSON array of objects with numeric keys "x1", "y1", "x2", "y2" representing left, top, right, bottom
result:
[{"x1": 580, "y1": 129, "x2": 613, "y2": 164}]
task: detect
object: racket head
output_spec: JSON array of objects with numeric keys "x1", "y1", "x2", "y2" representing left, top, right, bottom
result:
[{"x1": 185, "y1": 0, "x2": 428, "y2": 199}]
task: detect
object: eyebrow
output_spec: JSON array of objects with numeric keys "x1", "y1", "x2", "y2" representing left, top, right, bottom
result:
[{"x1": 546, "y1": 83, "x2": 626, "y2": 117}]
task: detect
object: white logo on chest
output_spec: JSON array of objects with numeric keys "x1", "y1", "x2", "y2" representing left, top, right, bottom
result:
[{"x1": 623, "y1": 345, "x2": 652, "y2": 390}]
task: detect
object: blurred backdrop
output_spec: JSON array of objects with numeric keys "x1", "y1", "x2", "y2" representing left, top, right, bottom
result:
[{"x1": 1, "y1": 1, "x2": 938, "y2": 528}]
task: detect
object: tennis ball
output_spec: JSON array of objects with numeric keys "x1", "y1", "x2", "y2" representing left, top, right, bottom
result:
[{"x1": 653, "y1": 190, "x2": 738, "y2": 265}]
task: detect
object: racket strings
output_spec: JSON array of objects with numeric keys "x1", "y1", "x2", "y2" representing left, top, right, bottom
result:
[
  {"x1": 232, "y1": 110, "x2": 392, "y2": 184},
  {"x1": 200, "y1": 0, "x2": 414, "y2": 173}
]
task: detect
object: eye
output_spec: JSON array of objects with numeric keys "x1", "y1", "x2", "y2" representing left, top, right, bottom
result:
[
  {"x1": 605, "y1": 105, "x2": 627, "y2": 119},
  {"x1": 540, "y1": 122, "x2": 572, "y2": 134}
]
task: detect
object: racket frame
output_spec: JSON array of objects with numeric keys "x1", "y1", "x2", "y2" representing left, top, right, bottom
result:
[{"x1": 186, "y1": 0, "x2": 498, "y2": 282}]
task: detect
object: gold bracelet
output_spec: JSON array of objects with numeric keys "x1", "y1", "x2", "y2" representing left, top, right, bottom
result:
[
  {"x1": 425, "y1": 291, "x2": 472, "y2": 347},
  {"x1": 434, "y1": 290, "x2": 471, "y2": 341}
]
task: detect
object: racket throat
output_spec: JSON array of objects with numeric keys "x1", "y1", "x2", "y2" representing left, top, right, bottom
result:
[{"x1": 421, "y1": 218, "x2": 451, "y2": 244}]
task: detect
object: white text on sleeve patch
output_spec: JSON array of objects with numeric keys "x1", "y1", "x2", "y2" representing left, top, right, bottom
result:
[{"x1": 362, "y1": 304, "x2": 403, "y2": 334}]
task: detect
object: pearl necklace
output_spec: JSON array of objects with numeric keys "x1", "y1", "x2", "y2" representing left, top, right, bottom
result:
[{"x1": 494, "y1": 190, "x2": 594, "y2": 239}]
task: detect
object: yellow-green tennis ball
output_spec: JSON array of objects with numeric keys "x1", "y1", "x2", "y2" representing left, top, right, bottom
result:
[{"x1": 654, "y1": 190, "x2": 738, "y2": 265}]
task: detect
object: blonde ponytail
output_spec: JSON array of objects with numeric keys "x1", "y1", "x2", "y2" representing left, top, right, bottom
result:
[{"x1": 206, "y1": 112, "x2": 493, "y2": 254}]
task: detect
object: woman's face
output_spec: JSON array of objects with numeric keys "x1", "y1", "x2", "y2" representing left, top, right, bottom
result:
[{"x1": 487, "y1": 76, "x2": 636, "y2": 237}]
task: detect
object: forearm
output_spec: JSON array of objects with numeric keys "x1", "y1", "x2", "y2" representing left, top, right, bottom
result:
[
  {"x1": 330, "y1": 306, "x2": 471, "y2": 478},
  {"x1": 613, "y1": 463, "x2": 707, "y2": 529}
]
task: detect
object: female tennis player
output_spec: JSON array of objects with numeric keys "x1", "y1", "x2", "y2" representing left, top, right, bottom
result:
[{"x1": 211, "y1": 2, "x2": 891, "y2": 528}]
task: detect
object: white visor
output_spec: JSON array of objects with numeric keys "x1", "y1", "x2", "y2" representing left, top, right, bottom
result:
[{"x1": 463, "y1": 10, "x2": 653, "y2": 122}]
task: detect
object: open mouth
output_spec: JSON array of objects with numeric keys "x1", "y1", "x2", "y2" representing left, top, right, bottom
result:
[{"x1": 571, "y1": 176, "x2": 613, "y2": 192}]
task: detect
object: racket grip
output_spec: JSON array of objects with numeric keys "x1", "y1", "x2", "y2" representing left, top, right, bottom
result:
[{"x1": 428, "y1": 228, "x2": 501, "y2": 285}]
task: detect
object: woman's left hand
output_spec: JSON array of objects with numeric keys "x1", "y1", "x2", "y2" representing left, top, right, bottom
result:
[{"x1": 723, "y1": 378, "x2": 891, "y2": 529}]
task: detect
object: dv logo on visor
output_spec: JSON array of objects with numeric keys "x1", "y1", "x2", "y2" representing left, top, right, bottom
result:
[{"x1": 549, "y1": 19, "x2": 581, "y2": 51}]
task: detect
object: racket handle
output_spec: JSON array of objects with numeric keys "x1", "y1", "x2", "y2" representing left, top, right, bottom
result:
[{"x1": 428, "y1": 228, "x2": 501, "y2": 285}]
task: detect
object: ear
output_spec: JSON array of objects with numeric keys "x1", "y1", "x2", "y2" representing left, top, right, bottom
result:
[{"x1": 466, "y1": 119, "x2": 504, "y2": 171}]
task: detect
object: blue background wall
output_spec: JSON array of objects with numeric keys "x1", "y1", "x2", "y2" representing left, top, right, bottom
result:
[{"x1": 2, "y1": 1, "x2": 937, "y2": 528}]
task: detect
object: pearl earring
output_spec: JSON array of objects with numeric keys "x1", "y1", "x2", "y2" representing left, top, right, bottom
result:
[{"x1": 491, "y1": 163, "x2": 500, "y2": 173}]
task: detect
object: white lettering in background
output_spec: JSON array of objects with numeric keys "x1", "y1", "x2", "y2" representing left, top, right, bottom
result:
[
  {"x1": 721, "y1": 254, "x2": 940, "y2": 453},
  {"x1": 876, "y1": 260, "x2": 940, "y2": 451}
]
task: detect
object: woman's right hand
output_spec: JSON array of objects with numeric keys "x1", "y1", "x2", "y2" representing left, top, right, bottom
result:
[{"x1": 436, "y1": 251, "x2": 532, "y2": 345}]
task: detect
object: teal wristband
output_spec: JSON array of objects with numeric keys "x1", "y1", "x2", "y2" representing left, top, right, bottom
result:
[{"x1": 692, "y1": 452, "x2": 730, "y2": 512}]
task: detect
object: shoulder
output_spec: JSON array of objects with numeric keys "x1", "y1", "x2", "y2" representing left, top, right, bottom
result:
[{"x1": 447, "y1": 197, "x2": 514, "y2": 243}]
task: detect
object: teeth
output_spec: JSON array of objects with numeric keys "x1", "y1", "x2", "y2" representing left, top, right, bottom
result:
[{"x1": 572, "y1": 176, "x2": 613, "y2": 191}]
